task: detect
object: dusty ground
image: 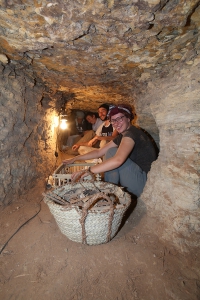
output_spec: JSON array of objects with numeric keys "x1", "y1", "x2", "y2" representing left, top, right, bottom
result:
[{"x1": 0, "y1": 153, "x2": 199, "y2": 300}]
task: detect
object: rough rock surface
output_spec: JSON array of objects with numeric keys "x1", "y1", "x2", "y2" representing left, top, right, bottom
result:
[
  {"x1": 0, "y1": 65, "x2": 58, "y2": 204},
  {"x1": 0, "y1": 182, "x2": 199, "y2": 300},
  {"x1": 0, "y1": 0, "x2": 199, "y2": 254},
  {"x1": 0, "y1": 0, "x2": 199, "y2": 109},
  {"x1": 139, "y1": 61, "x2": 200, "y2": 252}
]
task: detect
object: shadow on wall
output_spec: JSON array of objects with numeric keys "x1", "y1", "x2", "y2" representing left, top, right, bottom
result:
[
  {"x1": 141, "y1": 127, "x2": 160, "y2": 157},
  {"x1": 137, "y1": 113, "x2": 160, "y2": 151}
]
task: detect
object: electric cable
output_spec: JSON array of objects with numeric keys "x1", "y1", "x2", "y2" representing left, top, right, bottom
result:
[
  {"x1": 0, "y1": 197, "x2": 43, "y2": 255},
  {"x1": 54, "y1": 126, "x2": 59, "y2": 168},
  {"x1": 51, "y1": 126, "x2": 59, "y2": 178}
]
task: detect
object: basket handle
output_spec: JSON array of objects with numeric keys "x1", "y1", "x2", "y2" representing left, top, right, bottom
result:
[{"x1": 80, "y1": 192, "x2": 114, "y2": 245}]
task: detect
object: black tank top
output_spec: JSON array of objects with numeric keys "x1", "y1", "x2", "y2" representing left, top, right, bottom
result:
[{"x1": 101, "y1": 123, "x2": 113, "y2": 136}]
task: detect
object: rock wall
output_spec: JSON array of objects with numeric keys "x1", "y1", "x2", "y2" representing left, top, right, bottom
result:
[
  {"x1": 0, "y1": 64, "x2": 57, "y2": 205},
  {"x1": 0, "y1": 0, "x2": 199, "y2": 257},
  {"x1": 0, "y1": 57, "x2": 199, "y2": 253},
  {"x1": 0, "y1": 1, "x2": 199, "y2": 104},
  {"x1": 139, "y1": 59, "x2": 200, "y2": 252}
]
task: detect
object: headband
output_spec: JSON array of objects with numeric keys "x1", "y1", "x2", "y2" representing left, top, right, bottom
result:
[{"x1": 108, "y1": 105, "x2": 132, "y2": 116}]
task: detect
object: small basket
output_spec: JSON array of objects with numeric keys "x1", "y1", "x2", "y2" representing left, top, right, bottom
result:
[
  {"x1": 52, "y1": 163, "x2": 102, "y2": 187},
  {"x1": 44, "y1": 181, "x2": 131, "y2": 245}
]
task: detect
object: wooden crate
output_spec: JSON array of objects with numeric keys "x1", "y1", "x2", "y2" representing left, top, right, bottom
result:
[{"x1": 52, "y1": 163, "x2": 102, "y2": 187}]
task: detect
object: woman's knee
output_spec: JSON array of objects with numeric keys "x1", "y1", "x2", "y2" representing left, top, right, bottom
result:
[{"x1": 105, "y1": 147, "x2": 117, "y2": 159}]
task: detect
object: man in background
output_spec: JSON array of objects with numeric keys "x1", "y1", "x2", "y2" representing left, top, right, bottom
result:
[
  {"x1": 85, "y1": 112, "x2": 103, "y2": 132},
  {"x1": 62, "y1": 110, "x2": 91, "y2": 150},
  {"x1": 71, "y1": 104, "x2": 118, "y2": 155}
]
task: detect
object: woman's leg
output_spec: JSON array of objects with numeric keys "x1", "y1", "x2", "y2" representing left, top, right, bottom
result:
[
  {"x1": 104, "y1": 148, "x2": 120, "y2": 184},
  {"x1": 119, "y1": 159, "x2": 147, "y2": 197},
  {"x1": 104, "y1": 148, "x2": 147, "y2": 197}
]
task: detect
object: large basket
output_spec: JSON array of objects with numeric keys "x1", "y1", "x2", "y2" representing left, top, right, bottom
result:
[
  {"x1": 52, "y1": 163, "x2": 102, "y2": 187},
  {"x1": 44, "y1": 181, "x2": 131, "y2": 245}
]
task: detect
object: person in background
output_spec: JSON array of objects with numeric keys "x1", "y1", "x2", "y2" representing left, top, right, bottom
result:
[
  {"x1": 85, "y1": 112, "x2": 103, "y2": 132},
  {"x1": 64, "y1": 111, "x2": 103, "y2": 154},
  {"x1": 63, "y1": 110, "x2": 91, "y2": 149},
  {"x1": 63, "y1": 103, "x2": 158, "y2": 198},
  {"x1": 71, "y1": 110, "x2": 91, "y2": 136},
  {"x1": 77, "y1": 104, "x2": 118, "y2": 155},
  {"x1": 72, "y1": 104, "x2": 118, "y2": 155}
]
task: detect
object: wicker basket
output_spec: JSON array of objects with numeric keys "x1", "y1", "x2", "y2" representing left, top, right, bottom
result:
[
  {"x1": 44, "y1": 181, "x2": 131, "y2": 245},
  {"x1": 52, "y1": 163, "x2": 102, "y2": 187}
]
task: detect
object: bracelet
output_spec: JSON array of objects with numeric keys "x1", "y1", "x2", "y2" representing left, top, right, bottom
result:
[{"x1": 88, "y1": 166, "x2": 94, "y2": 174}]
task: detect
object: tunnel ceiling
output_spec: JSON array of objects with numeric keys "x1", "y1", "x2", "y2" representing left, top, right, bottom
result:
[{"x1": 0, "y1": 0, "x2": 200, "y2": 110}]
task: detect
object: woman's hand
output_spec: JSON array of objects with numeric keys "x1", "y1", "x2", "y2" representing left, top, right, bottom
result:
[
  {"x1": 72, "y1": 144, "x2": 79, "y2": 151},
  {"x1": 71, "y1": 169, "x2": 91, "y2": 182},
  {"x1": 63, "y1": 157, "x2": 76, "y2": 165}
]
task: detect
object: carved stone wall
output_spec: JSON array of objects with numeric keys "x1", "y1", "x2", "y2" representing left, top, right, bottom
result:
[
  {"x1": 140, "y1": 60, "x2": 200, "y2": 252},
  {"x1": 0, "y1": 64, "x2": 57, "y2": 204},
  {"x1": 0, "y1": 0, "x2": 199, "y2": 252}
]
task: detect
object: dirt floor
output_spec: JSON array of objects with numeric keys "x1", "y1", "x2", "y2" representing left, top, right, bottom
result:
[{"x1": 0, "y1": 153, "x2": 199, "y2": 300}]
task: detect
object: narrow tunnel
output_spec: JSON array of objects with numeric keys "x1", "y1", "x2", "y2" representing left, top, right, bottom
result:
[{"x1": 0, "y1": 1, "x2": 199, "y2": 299}]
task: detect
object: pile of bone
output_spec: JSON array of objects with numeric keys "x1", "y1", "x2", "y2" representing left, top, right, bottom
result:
[{"x1": 43, "y1": 182, "x2": 121, "y2": 211}]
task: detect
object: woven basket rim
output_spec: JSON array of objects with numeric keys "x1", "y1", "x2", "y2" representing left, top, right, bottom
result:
[{"x1": 51, "y1": 181, "x2": 131, "y2": 209}]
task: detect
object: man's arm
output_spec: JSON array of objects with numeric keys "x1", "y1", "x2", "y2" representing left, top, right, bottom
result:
[
  {"x1": 90, "y1": 123, "x2": 118, "y2": 144},
  {"x1": 72, "y1": 130, "x2": 96, "y2": 150},
  {"x1": 86, "y1": 123, "x2": 104, "y2": 147},
  {"x1": 95, "y1": 129, "x2": 118, "y2": 141}
]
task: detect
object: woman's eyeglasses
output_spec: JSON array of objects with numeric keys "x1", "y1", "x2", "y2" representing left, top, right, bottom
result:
[{"x1": 110, "y1": 116, "x2": 125, "y2": 125}]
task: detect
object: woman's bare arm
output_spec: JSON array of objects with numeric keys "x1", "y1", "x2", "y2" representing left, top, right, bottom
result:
[
  {"x1": 88, "y1": 137, "x2": 135, "y2": 174},
  {"x1": 63, "y1": 140, "x2": 117, "y2": 164},
  {"x1": 69, "y1": 137, "x2": 135, "y2": 181}
]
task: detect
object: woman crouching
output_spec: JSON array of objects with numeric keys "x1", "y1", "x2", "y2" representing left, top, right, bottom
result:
[{"x1": 63, "y1": 104, "x2": 158, "y2": 198}]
